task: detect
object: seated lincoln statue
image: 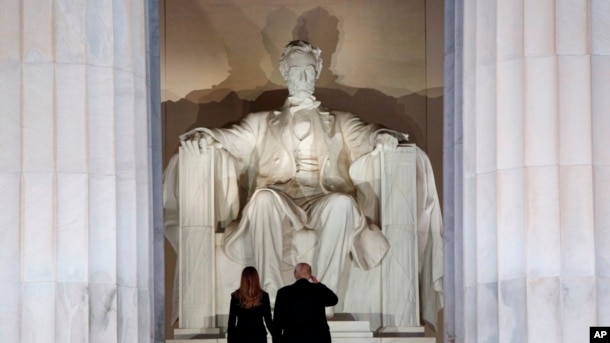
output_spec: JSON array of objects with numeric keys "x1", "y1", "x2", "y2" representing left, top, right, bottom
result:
[{"x1": 164, "y1": 40, "x2": 443, "y2": 329}]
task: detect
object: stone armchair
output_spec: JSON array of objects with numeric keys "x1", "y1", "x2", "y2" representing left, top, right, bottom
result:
[{"x1": 163, "y1": 142, "x2": 443, "y2": 333}]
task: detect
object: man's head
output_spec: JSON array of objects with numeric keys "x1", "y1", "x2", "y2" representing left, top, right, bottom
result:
[
  {"x1": 278, "y1": 40, "x2": 323, "y2": 99},
  {"x1": 294, "y1": 262, "x2": 313, "y2": 280}
]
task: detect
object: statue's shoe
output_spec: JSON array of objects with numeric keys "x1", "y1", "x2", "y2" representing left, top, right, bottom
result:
[
  {"x1": 268, "y1": 290, "x2": 277, "y2": 309},
  {"x1": 325, "y1": 307, "x2": 335, "y2": 319}
]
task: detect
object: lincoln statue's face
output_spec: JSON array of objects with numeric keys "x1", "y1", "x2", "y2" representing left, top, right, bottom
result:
[{"x1": 284, "y1": 50, "x2": 317, "y2": 99}]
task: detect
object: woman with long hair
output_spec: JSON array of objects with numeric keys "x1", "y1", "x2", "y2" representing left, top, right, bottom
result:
[{"x1": 227, "y1": 266, "x2": 276, "y2": 343}]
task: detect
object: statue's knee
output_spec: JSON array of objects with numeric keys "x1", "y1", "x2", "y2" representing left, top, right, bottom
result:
[
  {"x1": 249, "y1": 190, "x2": 276, "y2": 206},
  {"x1": 327, "y1": 193, "x2": 357, "y2": 210}
]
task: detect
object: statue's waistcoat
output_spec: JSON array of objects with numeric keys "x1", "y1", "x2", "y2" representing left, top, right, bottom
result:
[{"x1": 257, "y1": 108, "x2": 353, "y2": 194}]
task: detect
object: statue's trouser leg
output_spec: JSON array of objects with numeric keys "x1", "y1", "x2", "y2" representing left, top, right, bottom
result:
[
  {"x1": 246, "y1": 190, "x2": 296, "y2": 299},
  {"x1": 306, "y1": 193, "x2": 360, "y2": 293}
]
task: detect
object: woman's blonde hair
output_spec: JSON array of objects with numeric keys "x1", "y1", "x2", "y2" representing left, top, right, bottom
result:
[{"x1": 232, "y1": 266, "x2": 263, "y2": 309}]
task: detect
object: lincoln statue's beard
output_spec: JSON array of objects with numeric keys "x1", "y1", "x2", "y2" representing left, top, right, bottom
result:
[{"x1": 287, "y1": 79, "x2": 315, "y2": 99}]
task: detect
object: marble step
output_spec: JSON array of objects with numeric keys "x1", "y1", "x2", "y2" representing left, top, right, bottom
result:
[
  {"x1": 167, "y1": 338, "x2": 435, "y2": 343},
  {"x1": 172, "y1": 323, "x2": 372, "y2": 340},
  {"x1": 168, "y1": 314, "x2": 435, "y2": 342}
]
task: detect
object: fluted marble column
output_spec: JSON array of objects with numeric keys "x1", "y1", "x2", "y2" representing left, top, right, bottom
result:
[
  {"x1": 0, "y1": 0, "x2": 163, "y2": 342},
  {"x1": 445, "y1": 0, "x2": 610, "y2": 342}
]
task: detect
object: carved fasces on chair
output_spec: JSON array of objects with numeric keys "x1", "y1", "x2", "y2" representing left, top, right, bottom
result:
[
  {"x1": 348, "y1": 144, "x2": 443, "y2": 330},
  {"x1": 380, "y1": 145, "x2": 419, "y2": 327},
  {"x1": 349, "y1": 144, "x2": 419, "y2": 328},
  {"x1": 178, "y1": 140, "x2": 216, "y2": 328}
]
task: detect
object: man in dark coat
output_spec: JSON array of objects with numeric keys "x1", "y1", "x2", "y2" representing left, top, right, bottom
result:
[{"x1": 273, "y1": 263, "x2": 339, "y2": 343}]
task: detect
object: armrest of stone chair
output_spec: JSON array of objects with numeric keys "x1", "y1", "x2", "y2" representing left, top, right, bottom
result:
[
  {"x1": 177, "y1": 143, "x2": 218, "y2": 329},
  {"x1": 162, "y1": 142, "x2": 240, "y2": 329},
  {"x1": 349, "y1": 144, "x2": 442, "y2": 329}
]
